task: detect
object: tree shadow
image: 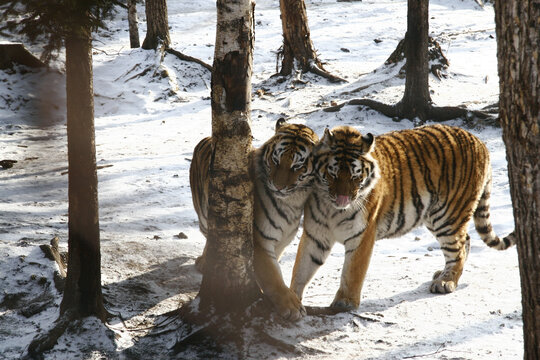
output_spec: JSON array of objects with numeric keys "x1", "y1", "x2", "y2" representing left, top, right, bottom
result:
[
  {"x1": 102, "y1": 255, "x2": 201, "y2": 324},
  {"x1": 0, "y1": 66, "x2": 66, "y2": 129},
  {"x1": 360, "y1": 280, "x2": 454, "y2": 313},
  {"x1": 363, "y1": 310, "x2": 520, "y2": 360}
]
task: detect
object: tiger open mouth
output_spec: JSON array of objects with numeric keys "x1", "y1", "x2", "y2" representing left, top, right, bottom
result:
[{"x1": 335, "y1": 194, "x2": 351, "y2": 208}]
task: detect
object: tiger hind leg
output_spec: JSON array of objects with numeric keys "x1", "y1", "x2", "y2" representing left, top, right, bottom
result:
[{"x1": 429, "y1": 230, "x2": 471, "y2": 294}]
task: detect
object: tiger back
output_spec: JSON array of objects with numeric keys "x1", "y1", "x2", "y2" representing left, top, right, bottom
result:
[
  {"x1": 290, "y1": 124, "x2": 516, "y2": 312},
  {"x1": 190, "y1": 119, "x2": 318, "y2": 320}
]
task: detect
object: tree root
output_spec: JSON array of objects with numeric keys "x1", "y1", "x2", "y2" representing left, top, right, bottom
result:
[
  {"x1": 165, "y1": 48, "x2": 212, "y2": 72},
  {"x1": 24, "y1": 309, "x2": 78, "y2": 359},
  {"x1": 308, "y1": 62, "x2": 347, "y2": 83},
  {"x1": 171, "y1": 296, "x2": 327, "y2": 358},
  {"x1": 324, "y1": 98, "x2": 496, "y2": 125}
]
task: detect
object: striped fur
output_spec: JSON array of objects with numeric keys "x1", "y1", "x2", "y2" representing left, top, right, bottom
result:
[
  {"x1": 190, "y1": 119, "x2": 318, "y2": 320},
  {"x1": 291, "y1": 124, "x2": 516, "y2": 312}
]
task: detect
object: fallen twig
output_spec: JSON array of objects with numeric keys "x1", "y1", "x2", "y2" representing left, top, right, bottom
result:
[{"x1": 402, "y1": 343, "x2": 446, "y2": 359}]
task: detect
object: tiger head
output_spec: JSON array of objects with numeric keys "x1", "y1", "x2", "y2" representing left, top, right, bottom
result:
[
  {"x1": 314, "y1": 126, "x2": 379, "y2": 209},
  {"x1": 259, "y1": 119, "x2": 318, "y2": 197}
]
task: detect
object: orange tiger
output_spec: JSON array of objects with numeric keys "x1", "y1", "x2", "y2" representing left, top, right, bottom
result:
[
  {"x1": 289, "y1": 124, "x2": 515, "y2": 312},
  {"x1": 190, "y1": 119, "x2": 318, "y2": 320}
]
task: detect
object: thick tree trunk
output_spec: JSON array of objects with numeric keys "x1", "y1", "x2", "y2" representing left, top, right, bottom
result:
[
  {"x1": 61, "y1": 29, "x2": 107, "y2": 322},
  {"x1": 127, "y1": 0, "x2": 140, "y2": 48},
  {"x1": 279, "y1": 0, "x2": 319, "y2": 75},
  {"x1": 397, "y1": 0, "x2": 431, "y2": 120},
  {"x1": 141, "y1": 0, "x2": 170, "y2": 50},
  {"x1": 495, "y1": 1, "x2": 540, "y2": 359},
  {"x1": 278, "y1": 0, "x2": 344, "y2": 82},
  {"x1": 198, "y1": 0, "x2": 260, "y2": 314}
]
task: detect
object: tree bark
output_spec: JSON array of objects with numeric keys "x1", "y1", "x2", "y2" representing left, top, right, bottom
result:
[
  {"x1": 60, "y1": 28, "x2": 107, "y2": 322},
  {"x1": 127, "y1": 0, "x2": 140, "y2": 48},
  {"x1": 495, "y1": 1, "x2": 540, "y2": 359},
  {"x1": 396, "y1": 0, "x2": 431, "y2": 120},
  {"x1": 197, "y1": 0, "x2": 260, "y2": 315},
  {"x1": 278, "y1": 0, "x2": 344, "y2": 82},
  {"x1": 141, "y1": 0, "x2": 170, "y2": 50}
]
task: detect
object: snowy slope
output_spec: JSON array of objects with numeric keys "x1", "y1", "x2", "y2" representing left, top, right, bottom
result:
[{"x1": 0, "y1": 0, "x2": 521, "y2": 359}]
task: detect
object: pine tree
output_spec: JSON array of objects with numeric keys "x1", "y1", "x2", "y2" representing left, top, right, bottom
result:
[{"x1": 1, "y1": 0, "x2": 114, "y2": 355}]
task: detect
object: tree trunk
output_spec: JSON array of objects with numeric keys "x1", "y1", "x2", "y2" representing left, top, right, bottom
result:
[
  {"x1": 397, "y1": 0, "x2": 431, "y2": 120},
  {"x1": 60, "y1": 29, "x2": 107, "y2": 322},
  {"x1": 495, "y1": 1, "x2": 540, "y2": 359},
  {"x1": 198, "y1": 0, "x2": 260, "y2": 314},
  {"x1": 278, "y1": 0, "x2": 343, "y2": 82},
  {"x1": 279, "y1": 0, "x2": 320, "y2": 75},
  {"x1": 127, "y1": 0, "x2": 140, "y2": 48},
  {"x1": 141, "y1": 0, "x2": 170, "y2": 50}
]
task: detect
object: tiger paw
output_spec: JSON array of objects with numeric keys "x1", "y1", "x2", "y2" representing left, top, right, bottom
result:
[
  {"x1": 430, "y1": 271, "x2": 458, "y2": 293},
  {"x1": 271, "y1": 289, "x2": 306, "y2": 321},
  {"x1": 330, "y1": 297, "x2": 359, "y2": 312}
]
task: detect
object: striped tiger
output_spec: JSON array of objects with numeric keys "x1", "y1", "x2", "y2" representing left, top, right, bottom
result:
[
  {"x1": 190, "y1": 119, "x2": 318, "y2": 320},
  {"x1": 290, "y1": 124, "x2": 516, "y2": 312}
]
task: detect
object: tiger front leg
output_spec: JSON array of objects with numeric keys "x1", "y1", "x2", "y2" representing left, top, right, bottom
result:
[
  {"x1": 290, "y1": 230, "x2": 333, "y2": 304},
  {"x1": 331, "y1": 230, "x2": 376, "y2": 311},
  {"x1": 253, "y1": 242, "x2": 306, "y2": 321},
  {"x1": 430, "y1": 232, "x2": 470, "y2": 294}
]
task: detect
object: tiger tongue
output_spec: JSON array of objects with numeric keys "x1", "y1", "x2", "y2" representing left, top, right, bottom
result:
[{"x1": 336, "y1": 195, "x2": 351, "y2": 207}]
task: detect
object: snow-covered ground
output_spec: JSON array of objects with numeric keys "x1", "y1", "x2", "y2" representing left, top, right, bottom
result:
[{"x1": 0, "y1": 0, "x2": 522, "y2": 359}]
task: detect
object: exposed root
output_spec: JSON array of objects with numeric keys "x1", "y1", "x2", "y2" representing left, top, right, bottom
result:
[
  {"x1": 171, "y1": 296, "x2": 328, "y2": 358},
  {"x1": 324, "y1": 98, "x2": 495, "y2": 125},
  {"x1": 24, "y1": 309, "x2": 78, "y2": 359},
  {"x1": 165, "y1": 48, "x2": 212, "y2": 72},
  {"x1": 323, "y1": 98, "x2": 397, "y2": 116},
  {"x1": 308, "y1": 62, "x2": 347, "y2": 83}
]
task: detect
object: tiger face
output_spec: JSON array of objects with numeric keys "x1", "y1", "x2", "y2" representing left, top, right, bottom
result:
[
  {"x1": 261, "y1": 119, "x2": 318, "y2": 197},
  {"x1": 314, "y1": 126, "x2": 378, "y2": 209}
]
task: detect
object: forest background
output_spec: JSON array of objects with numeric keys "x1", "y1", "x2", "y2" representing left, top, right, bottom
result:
[{"x1": 0, "y1": 0, "x2": 529, "y2": 359}]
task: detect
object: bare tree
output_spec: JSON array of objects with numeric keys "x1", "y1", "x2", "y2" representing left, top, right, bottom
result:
[
  {"x1": 140, "y1": 0, "x2": 212, "y2": 71},
  {"x1": 141, "y1": 0, "x2": 170, "y2": 50},
  {"x1": 127, "y1": 0, "x2": 140, "y2": 48},
  {"x1": 494, "y1": 1, "x2": 540, "y2": 359},
  {"x1": 326, "y1": 0, "x2": 490, "y2": 123},
  {"x1": 278, "y1": 0, "x2": 344, "y2": 82}
]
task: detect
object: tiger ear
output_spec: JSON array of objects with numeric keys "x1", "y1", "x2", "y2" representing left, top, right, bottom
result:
[
  {"x1": 314, "y1": 127, "x2": 333, "y2": 155},
  {"x1": 321, "y1": 127, "x2": 334, "y2": 146},
  {"x1": 363, "y1": 133, "x2": 375, "y2": 153},
  {"x1": 275, "y1": 118, "x2": 287, "y2": 131}
]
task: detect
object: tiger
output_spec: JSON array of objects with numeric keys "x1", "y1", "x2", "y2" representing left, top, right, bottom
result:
[
  {"x1": 189, "y1": 118, "x2": 318, "y2": 320},
  {"x1": 289, "y1": 124, "x2": 516, "y2": 313}
]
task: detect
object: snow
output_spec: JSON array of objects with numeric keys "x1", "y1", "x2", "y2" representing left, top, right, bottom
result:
[{"x1": 0, "y1": 0, "x2": 522, "y2": 359}]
